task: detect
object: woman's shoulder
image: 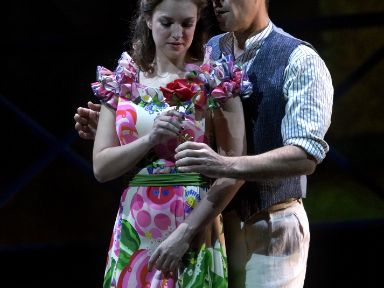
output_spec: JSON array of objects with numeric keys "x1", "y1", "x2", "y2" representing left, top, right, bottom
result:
[{"x1": 91, "y1": 51, "x2": 142, "y2": 108}]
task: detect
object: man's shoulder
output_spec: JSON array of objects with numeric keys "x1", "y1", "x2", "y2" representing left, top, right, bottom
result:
[
  {"x1": 205, "y1": 33, "x2": 231, "y2": 60},
  {"x1": 271, "y1": 25, "x2": 314, "y2": 51},
  {"x1": 206, "y1": 33, "x2": 228, "y2": 46}
]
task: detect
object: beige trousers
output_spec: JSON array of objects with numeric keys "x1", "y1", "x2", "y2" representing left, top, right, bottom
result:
[{"x1": 223, "y1": 200, "x2": 310, "y2": 288}]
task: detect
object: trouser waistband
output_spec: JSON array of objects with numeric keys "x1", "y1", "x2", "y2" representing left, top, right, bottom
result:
[{"x1": 245, "y1": 198, "x2": 301, "y2": 224}]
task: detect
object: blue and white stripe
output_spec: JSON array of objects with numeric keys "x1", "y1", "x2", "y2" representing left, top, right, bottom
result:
[
  {"x1": 282, "y1": 45, "x2": 333, "y2": 163},
  {"x1": 225, "y1": 22, "x2": 333, "y2": 163}
]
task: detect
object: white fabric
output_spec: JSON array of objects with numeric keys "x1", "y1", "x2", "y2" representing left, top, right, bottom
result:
[{"x1": 223, "y1": 201, "x2": 310, "y2": 288}]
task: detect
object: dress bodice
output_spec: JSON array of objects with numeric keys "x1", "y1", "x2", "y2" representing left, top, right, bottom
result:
[{"x1": 92, "y1": 52, "x2": 206, "y2": 163}]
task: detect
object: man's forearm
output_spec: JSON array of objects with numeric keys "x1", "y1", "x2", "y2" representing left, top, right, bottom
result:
[
  {"x1": 223, "y1": 145, "x2": 316, "y2": 181},
  {"x1": 181, "y1": 178, "x2": 244, "y2": 242}
]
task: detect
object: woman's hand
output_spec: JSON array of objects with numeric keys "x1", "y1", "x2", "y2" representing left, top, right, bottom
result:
[
  {"x1": 148, "y1": 109, "x2": 184, "y2": 146},
  {"x1": 148, "y1": 223, "x2": 191, "y2": 273}
]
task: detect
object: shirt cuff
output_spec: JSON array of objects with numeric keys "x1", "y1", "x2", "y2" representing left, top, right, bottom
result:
[{"x1": 284, "y1": 137, "x2": 329, "y2": 163}]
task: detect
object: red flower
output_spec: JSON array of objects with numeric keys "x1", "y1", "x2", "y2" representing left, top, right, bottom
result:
[
  {"x1": 194, "y1": 90, "x2": 208, "y2": 110},
  {"x1": 160, "y1": 79, "x2": 197, "y2": 106}
]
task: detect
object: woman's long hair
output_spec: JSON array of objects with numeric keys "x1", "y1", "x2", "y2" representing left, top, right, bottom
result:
[{"x1": 128, "y1": 0, "x2": 209, "y2": 73}]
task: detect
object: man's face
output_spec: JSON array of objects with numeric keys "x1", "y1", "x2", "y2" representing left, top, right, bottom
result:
[{"x1": 212, "y1": 0, "x2": 265, "y2": 32}]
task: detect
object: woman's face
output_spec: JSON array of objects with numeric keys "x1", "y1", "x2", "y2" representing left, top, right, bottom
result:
[{"x1": 148, "y1": 0, "x2": 198, "y2": 64}]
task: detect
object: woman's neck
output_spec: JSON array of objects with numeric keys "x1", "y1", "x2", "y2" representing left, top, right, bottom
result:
[
  {"x1": 140, "y1": 54, "x2": 187, "y2": 88},
  {"x1": 153, "y1": 54, "x2": 186, "y2": 78}
]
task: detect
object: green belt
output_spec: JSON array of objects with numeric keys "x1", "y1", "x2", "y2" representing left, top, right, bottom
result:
[{"x1": 127, "y1": 172, "x2": 210, "y2": 187}]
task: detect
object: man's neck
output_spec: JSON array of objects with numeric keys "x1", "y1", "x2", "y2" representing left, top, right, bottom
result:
[
  {"x1": 233, "y1": 16, "x2": 270, "y2": 48},
  {"x1": 232, "y1": 19, "x2": 270, "y2": 59}
]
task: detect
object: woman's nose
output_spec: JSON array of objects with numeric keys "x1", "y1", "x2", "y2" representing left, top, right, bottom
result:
[{"x1": 172, "y1": 25, "x2": 182, "y2": 40}]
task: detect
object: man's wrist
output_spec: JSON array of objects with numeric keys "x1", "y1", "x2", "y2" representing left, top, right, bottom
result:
[{"x1": 223, "y1": 156, "x2": 240, "y2": 178}]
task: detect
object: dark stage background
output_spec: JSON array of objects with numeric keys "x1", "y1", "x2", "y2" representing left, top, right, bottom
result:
[{"x1": 1, "y1": 0, "x2": 383, "y2": 287}]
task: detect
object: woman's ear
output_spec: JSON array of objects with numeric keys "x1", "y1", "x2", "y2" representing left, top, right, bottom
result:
[{"x1": 146, "y1": 19, "x2": 152, "y2": 30}]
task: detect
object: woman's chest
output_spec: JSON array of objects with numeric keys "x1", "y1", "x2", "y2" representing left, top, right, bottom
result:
[{"x1": 115, "y1": 97, "x2": 207, "y2": 147}]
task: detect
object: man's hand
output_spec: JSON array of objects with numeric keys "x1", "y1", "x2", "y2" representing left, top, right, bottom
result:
[
  {"x1": 148, "y1": 223, "x2": 191, "y2": 273},
  {"x1": 175, "y1": 142, "x2": 231, "y2": 178},
  {"x1": 74, "y1": 101, "x2": 101, "y2": 140}
]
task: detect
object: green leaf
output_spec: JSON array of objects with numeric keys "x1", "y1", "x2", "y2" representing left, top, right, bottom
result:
[
  {"x1": 116, "y1": 220, "x2": 141, "y2": 271},
  {"x1": 103, "y1": 258, "x2": 116, "y2": 288}
]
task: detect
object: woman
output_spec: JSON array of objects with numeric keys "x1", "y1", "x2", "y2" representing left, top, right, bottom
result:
[{"x1": 90, "y1": 0, "x2": 247, "y2": 286}]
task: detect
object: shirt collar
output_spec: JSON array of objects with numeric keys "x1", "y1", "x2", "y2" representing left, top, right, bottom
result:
[
  {"x1": 219, "y1": 21, "x2": 273, "y2": 58},
  {"x1": 242, "y1": 20, "x2": 273, "y2": 50}
]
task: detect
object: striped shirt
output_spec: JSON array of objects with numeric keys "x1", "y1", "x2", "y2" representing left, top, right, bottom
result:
[{"x1": 220, "y1": 22, "x2": 333, "y2": 163}]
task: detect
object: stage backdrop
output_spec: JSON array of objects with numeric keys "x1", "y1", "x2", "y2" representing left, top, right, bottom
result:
[{"x1": 1, "y1": 0, "x2": 383, "y2": 287}]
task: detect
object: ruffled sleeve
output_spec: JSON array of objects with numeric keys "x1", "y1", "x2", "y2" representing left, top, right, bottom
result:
[
  {"x1": 91, "y1": 52, "x2": 140, "y2": 110},
  {"x1": 185, "y1": 46, "x2": 253, "y2": 110}
]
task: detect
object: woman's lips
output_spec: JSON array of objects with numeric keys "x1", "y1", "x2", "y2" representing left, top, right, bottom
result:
[
  {"x1": 168, "y1": 42, "x2": 183, "y2": 49},
  {"x1": 169, "y1": 42, "x2": 182, "y2": 45}
]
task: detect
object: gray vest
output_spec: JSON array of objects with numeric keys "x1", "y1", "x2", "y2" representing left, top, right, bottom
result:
[{"x1": 207, "y1": 26, "x2": 312, "y2": 221}]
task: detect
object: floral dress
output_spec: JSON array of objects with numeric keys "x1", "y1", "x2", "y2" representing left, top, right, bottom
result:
[{"x1": 92, "y1": 52, "x2": 229, "y2": 288}]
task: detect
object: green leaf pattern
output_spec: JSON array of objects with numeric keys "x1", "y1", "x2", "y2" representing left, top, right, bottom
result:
[{"x1": 103, "y1": 220, "x2": 140, "y2": 288}]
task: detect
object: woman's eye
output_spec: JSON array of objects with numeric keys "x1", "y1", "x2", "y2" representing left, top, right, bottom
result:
[
  {"x1": 182, "y1": 22, "x2": 194, "y2": 28},
  {"x1": 160, "y1": 22, "x2": 172, "y2": 27}
]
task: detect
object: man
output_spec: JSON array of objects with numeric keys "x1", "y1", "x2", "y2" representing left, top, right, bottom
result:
[
  {"x1": 170, "y1": 1, "x2": 333, "y2": 287},
  {"x1": 75, "y1": 0, "x2": 333, "y2": 286}
]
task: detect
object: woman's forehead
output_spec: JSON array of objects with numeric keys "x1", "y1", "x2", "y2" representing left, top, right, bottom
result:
[{"x1": 152, "y1": 0, "x2": 198, "y2": 18}]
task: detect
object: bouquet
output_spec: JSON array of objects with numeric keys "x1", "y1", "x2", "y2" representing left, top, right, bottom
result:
[
  {"x1": 159, "y1": 46, "x2": 253, "y2": 114},
  {"x1": 158, "y1": 48, "x2": 253, "y2": 144},
  {"x1": 160, "y1": 77, "x2": 206, "y2": 113}
]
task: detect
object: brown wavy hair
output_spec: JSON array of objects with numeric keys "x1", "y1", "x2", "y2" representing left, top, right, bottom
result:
[{"x1": 128, "y1": 0, "x2": 209, "y2": 73}]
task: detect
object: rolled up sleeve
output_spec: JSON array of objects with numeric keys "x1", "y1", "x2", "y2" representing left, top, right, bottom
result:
[{"x1": 282, "y1": 45, "x2": 333, "y2": 163}]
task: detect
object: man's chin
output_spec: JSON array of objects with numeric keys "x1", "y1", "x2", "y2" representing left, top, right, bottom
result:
[{"x1": 217, "y1": 22, "x2": 232, "y2": 33}]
